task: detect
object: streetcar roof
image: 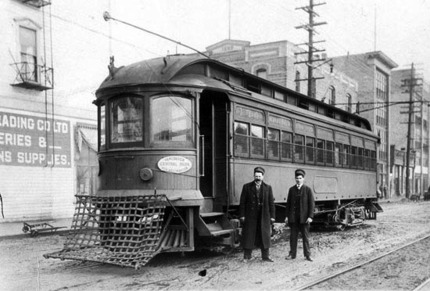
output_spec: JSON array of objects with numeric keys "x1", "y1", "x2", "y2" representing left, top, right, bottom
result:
[
  {"x1": 98, "y1": 55, "x2": 206, "y2": 89},
  {"x1": 96, "y1": 54, "x2": 373, "y2": 132}
]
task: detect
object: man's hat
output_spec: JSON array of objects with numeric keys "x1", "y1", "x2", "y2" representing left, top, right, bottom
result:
[
  {"x1": 295, "y1": 169, "x2": 305, "y2": 177},
  {"x1": 254, "y1": 167, "x2": 265, "y2": 175}
]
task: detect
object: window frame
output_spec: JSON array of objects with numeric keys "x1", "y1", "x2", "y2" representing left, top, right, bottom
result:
[
  {"x1": 109, "y1": 95, "x2": 145, "y2": 148},
  {"x1": 281, "y1": 131, "x2": 293, "y2": 162},
  {"x1": 294, "y1": 134, "x2": 305, "y2": 163},
  {"x1": 250, "y1": 124, "x2": 265, "y2": 159},
  {"x1": 267, "y1": 127, "x2": 280, "y2": 160},
  {"x1": 150, "y1": 95, "x2": 195, "y2": 148},
  {"x1": 234, "y1": 121, "x2": 250, "y2": 157}
]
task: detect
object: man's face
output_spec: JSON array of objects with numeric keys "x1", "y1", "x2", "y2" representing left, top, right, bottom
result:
[
  {"x1": 254, "y1": 172, "x2": 264, "y2": 183},
  {"x1": 295, "y1": 175, "x2": 304, "y2": 185}
]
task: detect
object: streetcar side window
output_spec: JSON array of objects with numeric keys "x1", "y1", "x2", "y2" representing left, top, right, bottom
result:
[
  {"x1": 294, "y1": 134, "x2": 305, "y2": 163},
  {"x1": 281, "y1": 131, "x2": 293, "y2": 161},
  {"x1": 371, "y1": 150, "x2": 377, "y2": 170},
  {"x1": 110, "y1": 97, "x2": 143, "y2": 144},
  {"x1": 358, "y1": 148, "x2": 364, "y2": 169},
  {"x1": 150, "y1": 96, "x2": 194, "y2": 148},
  {"x1": 234, "y1": 122, "x2": 249, "y2": 157},
  {"x1": 306, "y1": 137, "x2": 315, "y2": 164},
  {"x1": 316, "y1": 139, "x2": 325, "y2": 165},
  {"x1": 326, "y1": 141, "x2": 334, "y2": 166},
  {"x1": 351, "y1": 146, "x2": 358, "y2": 169},
  {"x1": 364, "y1": 149, "x2": 370, "y2": 170},
  {"x1": 343, "y1": 145, "x2": 350, "y2": 167},
  {"x1": 250, "y1": 125, "x2": 265, "y2": 158},
  {"x1": 335, "y1": 143, "x2": 342, "y2": 167},
  {"x1": 267, "y1": 128, "x2": 280, "y2": 160}
]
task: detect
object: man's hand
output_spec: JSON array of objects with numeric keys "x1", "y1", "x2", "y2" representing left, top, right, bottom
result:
[
  {"x1": 284, "y1": 217, "x2": 288, "y2": 225},
  {"x1": 240, "y1": 217, "x2": 245, "y2": 223},
  {"x1": 306, "y1": 217, "x2": 313, "y2": 224},
  {"x1": 270, "y1": 218, "x2": 275, "y2": 224}
]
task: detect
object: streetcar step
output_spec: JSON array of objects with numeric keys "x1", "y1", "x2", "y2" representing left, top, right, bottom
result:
[{"x1": 196, "y1": 212, "x2": 235, "y2": 238}]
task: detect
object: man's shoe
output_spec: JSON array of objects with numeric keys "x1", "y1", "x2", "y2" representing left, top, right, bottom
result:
[
  {"x1": 285, "y1": 255, "x2": 296, "y2": 260},
  {"x1": 305, "y1": 256, "x2": 313, "y2": 262},
  {"x1": 262, "y1": 257, "x2": 274, "y2": 262}
]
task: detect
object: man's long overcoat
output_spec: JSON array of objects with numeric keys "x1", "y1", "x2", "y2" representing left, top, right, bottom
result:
[{"x1": 239, "y1": 181, "x2": 275, "y2": 249}]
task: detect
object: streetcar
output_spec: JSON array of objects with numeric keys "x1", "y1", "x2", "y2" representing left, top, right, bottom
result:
[{"x1": 46, "y1": 54, "x2": 382, "y2": 269}]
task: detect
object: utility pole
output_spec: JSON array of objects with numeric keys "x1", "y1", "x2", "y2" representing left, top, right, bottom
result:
[
  {"x1": 401, "y1": 63, "x2": 423, "y2": 198},
  {"x1": 295, "y1": 0, "x2": 327, "y2": 98}
]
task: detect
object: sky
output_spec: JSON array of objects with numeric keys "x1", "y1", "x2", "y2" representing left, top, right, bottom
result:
[{"x1": 107, "y1": 0, "x2": 430, "y2": 80}]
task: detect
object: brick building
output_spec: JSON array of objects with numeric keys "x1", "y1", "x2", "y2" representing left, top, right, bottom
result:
[{"x1": 205, "y1": 39, "x2": 359, "y2": 113}]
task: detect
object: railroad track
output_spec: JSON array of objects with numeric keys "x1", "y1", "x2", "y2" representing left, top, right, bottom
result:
[{"x1": 293, "y1": 233, "x2": 430, "y2": 290}]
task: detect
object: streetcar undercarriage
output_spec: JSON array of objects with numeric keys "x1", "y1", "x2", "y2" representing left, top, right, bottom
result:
[{"x1": 313, "y1": 199, "x2": 382, "y2": 230}]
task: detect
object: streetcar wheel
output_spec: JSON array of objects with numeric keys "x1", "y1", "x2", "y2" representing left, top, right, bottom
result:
[{"x1": 336, "y1": 224, "x2": 346, "y2": 231}]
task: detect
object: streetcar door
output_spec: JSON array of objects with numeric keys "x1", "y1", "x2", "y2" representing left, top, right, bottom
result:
[{"x1": 199, "y1": 91, "x2": 229, "y2": 211}]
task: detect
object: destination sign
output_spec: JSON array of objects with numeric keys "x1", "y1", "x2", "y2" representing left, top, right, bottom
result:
[
  {"x1": 0, "y1": 112, "x2": 71, "y2": 167},
  {"x1": 158, "y1": 156, "x2": 192, "y2": 173}
]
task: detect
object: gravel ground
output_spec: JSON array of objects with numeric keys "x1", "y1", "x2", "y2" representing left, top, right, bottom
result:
[
  {"x1": 1, "y1": 200, "x2": 430, "y2": 291},
  {"x1": 308, "y1": 235, "x2": 430, "y2": 290}
]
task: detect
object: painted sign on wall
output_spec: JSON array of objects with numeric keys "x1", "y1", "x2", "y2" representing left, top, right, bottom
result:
[{"x1": 0, "y1": 112, "x2": 71, "y2": 167}]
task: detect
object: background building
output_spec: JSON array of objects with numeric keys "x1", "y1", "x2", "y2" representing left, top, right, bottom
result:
[
  {"x1": 328, "y1": 52, "x2": 398, "y2": 198},
  {"x1": 0, "y1": 0, "x2": 149, "y2": 222},
  {"x1": 391, "y1": 68, "x2": 429, "y2": 197},
  {"x1": 206, "y1": 39, "x2": 359, "y2": 113}
]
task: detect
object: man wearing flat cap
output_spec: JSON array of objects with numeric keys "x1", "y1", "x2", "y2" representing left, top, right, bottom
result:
[
  {"x1": 239, "y1": 167, "x2": 275, "y2": 262},
  {"x1": 285, "y1": 169, "x2": 315, "y2": 261}
]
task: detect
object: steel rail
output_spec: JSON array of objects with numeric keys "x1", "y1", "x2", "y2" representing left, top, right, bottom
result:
[
  {"x1": 414, "y1": 277, "x2": 430, "y2": 291},
  {"x1": 292, "y1": 232, "x2": 430, "y2": 291}
]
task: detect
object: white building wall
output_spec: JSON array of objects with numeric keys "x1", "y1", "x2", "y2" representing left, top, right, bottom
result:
[{"x1": 1, "y1": 0, "x2": 168, "y2": 222}]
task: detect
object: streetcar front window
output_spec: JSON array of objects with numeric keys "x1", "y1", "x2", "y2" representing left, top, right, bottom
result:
[
  {"x1": 151, "y1": 96, "x2": 194, "y2": 147},
  {"x1": 110, "y1": 97, "x2": 143, "y2": 144}
]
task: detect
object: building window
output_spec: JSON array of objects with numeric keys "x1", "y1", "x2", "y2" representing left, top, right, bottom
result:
[
  {"x1": 346, "y1": 94, "x2": 352, "y2": 113},
  {"x1": 19, "y1": 26, "x2": 38, "y2": 82},
  {"x1": 376, "y1": 70, "x2": 388, "y2": 101},
  {"x1": 295, "y1": 71, "x2": 301, "y2": 92},
  {"x1": 329, "y1": 86, "x2": 336, "y2": 105},
  {"x1": 256, "y1": 68, "x2": 267, "y2": 79},
  {"x1": 376, "y1": 69, "x2": 388, "y2": 127}
]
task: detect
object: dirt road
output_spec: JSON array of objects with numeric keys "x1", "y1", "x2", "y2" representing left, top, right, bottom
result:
[{"x1": 1, "y1": 200, "x2": 430, "y2": 290}]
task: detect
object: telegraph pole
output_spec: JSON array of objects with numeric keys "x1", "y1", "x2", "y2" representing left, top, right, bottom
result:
[
  {"x1": 402, "y1": 63, "x2": 423, "y2": 198},
  {"x1": 295, "y1": 0, "x2": 327, "y2": 98}
]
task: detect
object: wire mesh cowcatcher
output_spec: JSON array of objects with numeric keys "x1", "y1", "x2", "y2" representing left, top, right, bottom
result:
[{"x1": 44, "y1": 194, "x2": 167, "y2": 269}]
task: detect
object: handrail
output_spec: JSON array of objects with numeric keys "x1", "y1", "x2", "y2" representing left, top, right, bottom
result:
[{"x1": 200, "y1": 135, "x2": 205, "y2": 177}]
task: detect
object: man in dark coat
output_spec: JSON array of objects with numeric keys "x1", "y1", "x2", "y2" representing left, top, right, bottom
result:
[
  {"x1": 285, "y1": 169, "x2": 315, "y2": 261},
  {"x1": 239, "y1": 167, "x2": 275, "y2": 262}
]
